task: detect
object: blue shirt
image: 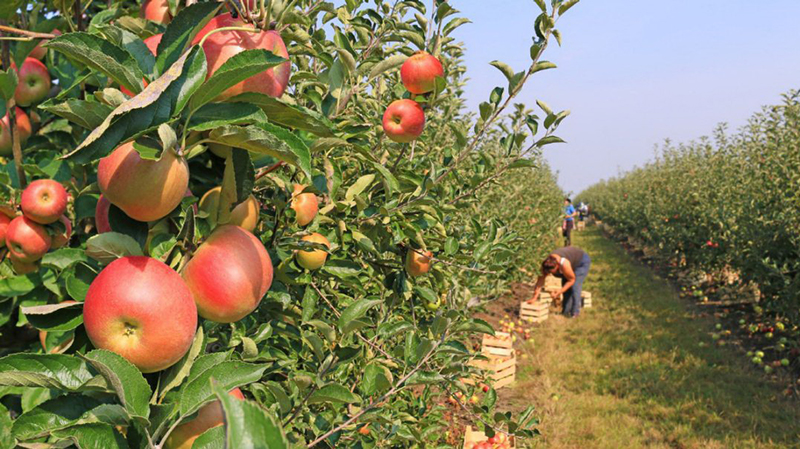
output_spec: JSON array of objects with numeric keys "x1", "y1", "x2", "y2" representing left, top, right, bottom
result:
[{"x1": 565, "y1": 204, "x2": 575, "y2": 221}]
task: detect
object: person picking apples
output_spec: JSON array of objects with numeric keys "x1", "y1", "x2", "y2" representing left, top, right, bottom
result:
[{"x1": 530, "y1": 246, "x2": 591, "y2": 318}]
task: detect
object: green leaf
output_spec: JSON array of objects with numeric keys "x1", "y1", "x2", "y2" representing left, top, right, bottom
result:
[
  {"x1": 405, "y1": 370, "x2": 444, "y2": 385},
  {"x1": 377, "y1": 320, "x2": 413, "y2": 338},
  {"x1": 0, "y1": 69, "x2": 18, "y2": 101},
  {"x1": 321, "y1": 260, "x2": 362, "y2": 279},
  {"x1": 38, "y1": 99, "x2": 112, "y2": 130},
  {"x1": 208, "y1": 123, "x2": 312, "y2": 179},
  {"x1": 189, "y1": 49, "x2": 287, "y2": 110},
  {"x1": 228, "y1": 93, "x2": 334, "y2": 137},
  {"x1": 45, "y1": 32, "x2": 145, "y2": 94},
  {"x1": 85, "y1": 232, "x2": 144, "y2": 264},
  {"x1": 12, "y1": 396, "x2": 127, "y2": 440},
  {"x1": 559, "y1": 0, "x2": 580, "y2": 16},
  {"x1": 0, "y1": 273, "x2": 39, "y2": 297},
  {"x1": 444, "y1": 237, "x2": 458, "y2": 255},
  {"x1": 83, "y1": 350, "x2": 151, "y2": 420},
  {"x1": 64, "y1": 46, "x2": 207, "y2": 164},
  {"x1": 51, "y1": 423, "x2": 129, "y2": 449},
  {"x1": 345, "y1": 174, "x2": 375, "y2": 201},
  {"x1": 307, "y1": 383, "x2": 361, "y2": 405},
  {"x1": 0, "y1": 354, "x2": 98, "y2": 391},
  {"x1": 532, "y1": 61, "x2": 557, "y2": 74},
  {"x1": 360, "y1": 363, "x2": 392, "y2": 396},
  {"x1": 160, "y1": 327, "x2": 204, "y2": 400},
  {"x1": 339, "y1": 298, "x2": 382, "y2": 334},
  {"x1": 0, "y1": 403, "x2": 13, "y2": 448},
  {"x1": 533, "y1": 0, "x2": 547, "y2": 12},
  {"x1": 367, "y1": 54, "x2": 407, "y2": 80},
  {"x1": 192, "y1": 426, "x2": 225, "y2": 449},
  {"x1": 179, "y1": 362, "x2": 267, "y2": 416},
  {"x1": 413, "y1": 286, "x2": 437, "y2": 303},
  {"x1": 41, "y1": 248, "x2": 88, "y2": 270},
  {"x1": 21, "y1": 302, "x2": 84, "y2": 332},
  {"x1": 489, "y1": 60, "x2": 515, "y2": 82},
  {"x1": 211, "y1": 381, "x2": 289, "y2": 449},
  {"x1": 187, "y1": 102, "x2": 267, "y2": 131},
  {"x1": 155, "y1": 2, "x2": 221, "y2": 75},
  {"x1": 453, "y1": 318, "x2": 495, "y2": 335},
  {"x1": 536, "y1": 135, "x2": 566, "y2": 146},
  {"x1": 508, "y1": 158, "x2": 537, "y2": 169}
]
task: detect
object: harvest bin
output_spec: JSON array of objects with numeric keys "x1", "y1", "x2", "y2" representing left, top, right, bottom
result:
[
  {"x1": 520, "y1": 298, "x2": 549, "y2": 322},
  {"x1": 465, "y1": 332, "x2": 517, "y2": 389},
  {"x1": 463, "y1": 426, "x2": 516, "y2": 449},
  {"x1": 581, "y1": 290, "x2": 592, "y2": 308}
]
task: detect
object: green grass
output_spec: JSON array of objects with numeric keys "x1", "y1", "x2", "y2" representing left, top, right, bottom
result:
[{"x1": 502, "y1": 227, "x2": 800, "y2": 449}]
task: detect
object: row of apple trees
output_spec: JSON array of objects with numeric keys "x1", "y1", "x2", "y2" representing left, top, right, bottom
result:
[{"x1": 0, "y1": 0, "x2": 573, "y2": 447}]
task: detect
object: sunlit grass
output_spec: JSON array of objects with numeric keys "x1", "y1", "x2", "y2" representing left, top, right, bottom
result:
[{"x1": 502, "y1": 227, "x2": 800, "y2": 449}]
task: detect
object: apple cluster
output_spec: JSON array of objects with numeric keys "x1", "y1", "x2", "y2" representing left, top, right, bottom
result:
[
  {"x1": 465, "y1": 432, "x2": 512, "y2": 449},
  {"x1": 381, "y1": 51, "x2": 444, "y2": 143},
  {"x1": 1, "y1": 179, "x2": 72, "y2": 274}
]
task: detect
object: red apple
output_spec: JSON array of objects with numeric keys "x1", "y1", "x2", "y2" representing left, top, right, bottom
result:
[
  {"x1": 6, "y1": 216, "x2": 51, "y2": 262},
  {"x1": 95, "y1": 194, "x2": 112, "y2": 233},
  {"x1": 0, "y1": 108, "x2": 32, "y2": 157},
  {"x1": 98, "y1": 142, "x2": 189, "y2": 222},
  {"x1": 198, "y1": 186, "x2": 259, "y2": 232},
  {"x1": 182, "y1": 225, "x2": 273, "y2": 323},
  {"x1": 142, "y1": 0, "x2": 172, "y2": 24},
  {"x1": 296, "y1": 233, "x2": 330, "y2": 270},
  {"x1": 0, "y1": 211, "x2": 11, "y2": 248},
  {"x1": 29, "y1": 29, "x2": 61, "y2": 60},
  {"x1": 193, "y1": 13, "x2": 291, "y2": 100},
  {"x1": 400, "y1": 51, "x2": 444, "y2": 94},
  {"x1": 51, "y1": 215, "x2": 72, "y2": 249},
  {"x1": 20, "y1": 179, "x2": 68, "y2": 224},
  {"x1": 405, "y1": 250, "x2": 432, "y2": 277},
  {"x1": 382, "y1": 99, "x2": 425, "y2": 143},
  {"x1": 10, "y1": 253, "x2": 38, "y2": 274},
  {"x1": 290, "y1": 184, "x2": 318, "y2": 226},
  {"x1": 83, "y1": 256, "x2": 197, "y2": 372},
  {"x1": 165, "y1": 388, "x2": 244, "y2": 449},
  {"x1": 15, "y1": 58, "x2": 51, "y2": 107}
]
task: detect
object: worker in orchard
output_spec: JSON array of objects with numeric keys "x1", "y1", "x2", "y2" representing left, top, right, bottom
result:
[{"x1": 530, "y1": 246, "x2": 591, "y2": 318}]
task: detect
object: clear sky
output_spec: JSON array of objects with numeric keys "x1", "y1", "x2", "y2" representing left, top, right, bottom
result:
[{"x1": 449, "y1": 1, "x2": 800, "y2": 195}]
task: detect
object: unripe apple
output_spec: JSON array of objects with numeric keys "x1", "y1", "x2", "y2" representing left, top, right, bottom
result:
[
  {"x1": 198, "y1": 186, "x2": 259, "y2": 232},
  {"x1": 51, "y1": 215, "x2": 73, "y2": 249},
  {"x1": 83, "y1": 256, "x2": 197, "y2": 372},
  {"x1": 29, "y1": 29, "x2": 62, "y2": 60},
  {"x1": 6, "y1": 216, "x2": 51, "y2": 262},
  {"x1": 165, "y1": 388, "x2": 245, "y2": 449},
  {"x1": 0, "y1": 107, "x2": 32, "y2": 157},
  {"x1": 9, "y1": 253, "x2": 38, "y2": 274},
  {"x1": 14, "y1": 58, "x2": 51, "y2": 107},
  {"x1": 142, "y1": 0, "x2": 172, "y2": 24},
  {"x1": 296, "y1": 233, "x2": 330, "y2": 270},
  {"x1": 382, "y1": 99, "x2": 425, "y2": 143},
  {"x1": 290, "y1": 184, "x2": 318, "y2": 226},
  {"x1": 95, "y1": 194, "x2": 112, "y2": 233},
  {"x1": 98, "y1": 142, "x2": 189, "y2": 222},
  {"x1": 193, "y1": 13, "x2": 291, "y2": 100},
  {"x1": 20, "y1": 179, "x2": 68, "y2": 224},
  {"x1": 0, "y1": 211, "x2": 11, "y2": 248},
  {"x1": 405, "y1": 250, "x2": 432, "y2": 276},
  {"x1": 400, "y1": 51, "x2": 444, "y2": 94},
  {"x1": 357, "y1": 426, "x2": 370, "y2": 436},
  {"x1": 182, "y1": 225, "x2": 273, "y2": 323}
]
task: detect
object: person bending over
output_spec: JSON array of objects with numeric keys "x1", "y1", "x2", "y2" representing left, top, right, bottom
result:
[{"x1": 531, "y1": 246, "x2": 591, "y2": 318}]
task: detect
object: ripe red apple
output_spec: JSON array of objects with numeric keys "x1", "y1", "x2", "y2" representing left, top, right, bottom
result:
[
  {"x1": 405, "y1": 250, "x2": 432, "y2": 277},
  {"x1": 51, "y1": 215, "x2": 72, "y2": 249},
  {"x1": 0, "y1": 211, "x2": 11, "y2": 248},
  {"x1": 357, "y1": 425, "x2": 370, "y2": 436},
  {"x1": 142, "y1": 0, "x2": 172, "y2": 24},
  {"x1": 198, "y1": 186, "x2": 259, "y2": 232},
  {"x1": 290, "y1": 184, "x2": 318, "y2": 226},
  {"x1": 98, "y1": 142, "x2": 189, "y2": 222},
  {"x1": 20, "y1": 179, "x2": 68, "y2": 224},
  {"x1": 193, "y1": 13, "x2": 291, "y2": 100},
  {"x1": 182, "y1": 225, "x2": 273, "y2": 323},
  {"x1": 0, "y1": 108, "x2": 32, "y2": 157},
  {"x1": 83, "y1": 256, "x2": 197, "y2": 372},
  {"x1": 382, "y1": 99, "x2": 425, "y2": 143},
  {"x1": 120, "y1": 34, "x2": 162, "y2": 97},
  {"x1": 10, "y1": 253, "x2": 38, "y2": 274},
  {"x1": 95, "y1": 194, "x2": 112, "y2": 233},
  {"x1": 14, "y1": 58, "x2": 51, "y2": 107},
  {"x1": 400, "y1": 51, "x2": 444, "y2": 94},
  {"x1": 296, "y1": 233, "x2": 330, "y2": 270},
  {"x1": 5, "y1": 216, "x2": 51, "y2": 262},
  {"x1": 29, "y1": 29, "x2": 61, "y2": 60},
  {"x1": 165, "y1": 388, "x2": 244, "y2": 449}
]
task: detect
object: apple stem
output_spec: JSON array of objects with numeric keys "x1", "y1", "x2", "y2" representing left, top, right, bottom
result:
[{"x1": 0, "y1": 24, "x2": 57, "y2": 39}]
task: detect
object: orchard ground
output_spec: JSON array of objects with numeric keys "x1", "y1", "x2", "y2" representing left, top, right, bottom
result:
[{"x1": 475, "y1": 226, "x2": 800, "y2": 449}]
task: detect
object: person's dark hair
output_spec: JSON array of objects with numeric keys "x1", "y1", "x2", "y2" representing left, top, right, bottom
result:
[
  {"x1": 541, "y1": 256, "x2": 558, "y2": 273},
  {"x1": 565, "y1": 197, "x2": 571, "y2": 203}
]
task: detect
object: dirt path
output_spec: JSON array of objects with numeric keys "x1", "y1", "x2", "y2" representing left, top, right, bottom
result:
[{"x1": 501, "y1": 227, "x2": 800, "y2": 449}]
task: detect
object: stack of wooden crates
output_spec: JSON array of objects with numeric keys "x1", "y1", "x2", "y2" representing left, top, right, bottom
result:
[{"x1": 468, "y1": 332, "x2": 516, "y2": 389}]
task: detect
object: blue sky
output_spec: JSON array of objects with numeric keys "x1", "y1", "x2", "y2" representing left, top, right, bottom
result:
[{"x1": 449, "y1": 1, "x2": 800, "y2": 194}]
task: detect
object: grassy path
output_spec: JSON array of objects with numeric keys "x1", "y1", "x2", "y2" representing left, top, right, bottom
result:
[{"x1": 502, "y1": 227, "x2": 800, "y2": 449}]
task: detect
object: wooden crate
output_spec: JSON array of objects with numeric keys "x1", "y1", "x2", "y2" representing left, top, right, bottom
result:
[
  {"x1": 520, "y1": 299, "x2": 549, "y2": 322},
  {"x1": 481, "y1": 332, "x2": 513, "y2": 357},
  {"x1": 576, "y1": 221, "x2": 586, "y2": 230},
  {"x1": 464, "y1": 332, "x2": 516, "y2": 389},
  {"x1": 544, "y1": 275, "x2": 561, "y2": 290},
  {"x1": 581, "y1": 291, "x2": 592, "y2": 308},
  {"x1": 463, "y1": 426, "x2": 515, "y2": 449}
]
